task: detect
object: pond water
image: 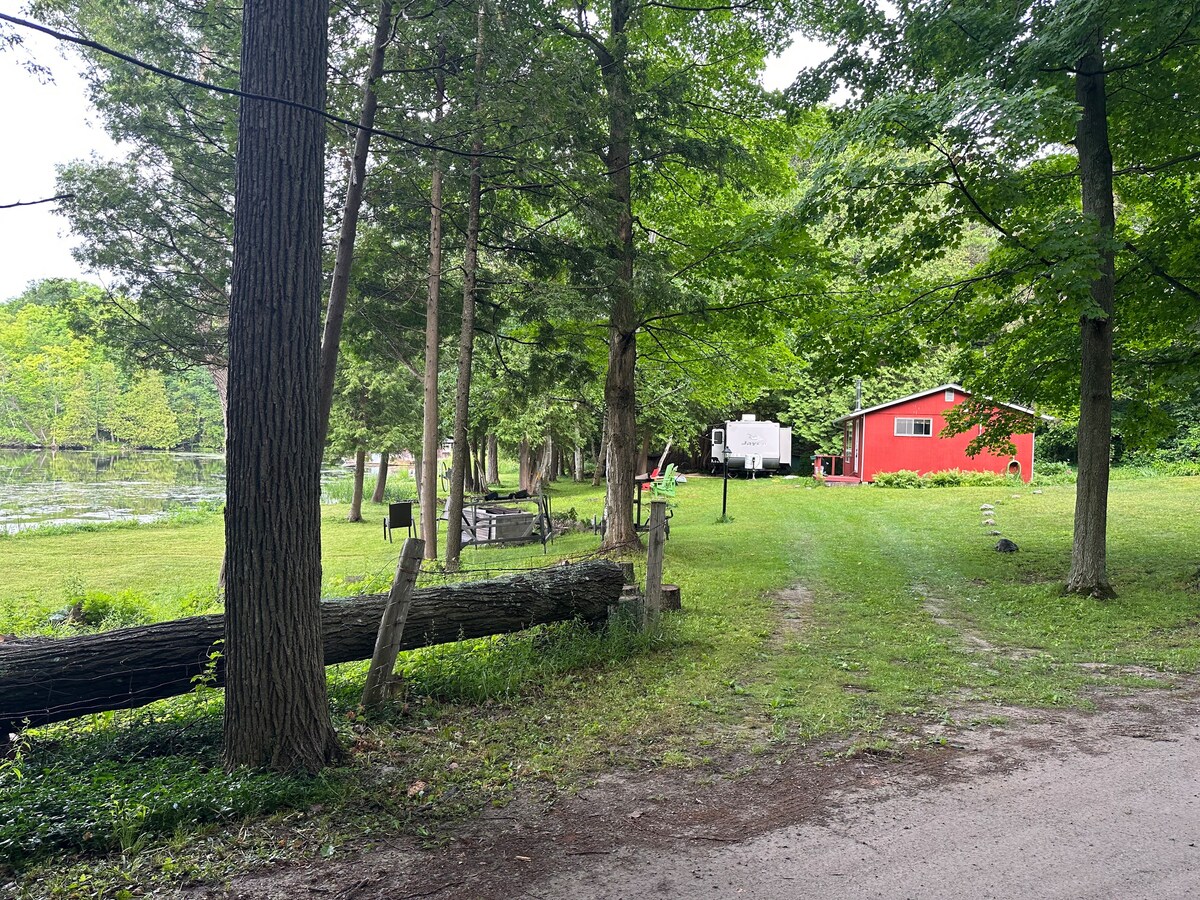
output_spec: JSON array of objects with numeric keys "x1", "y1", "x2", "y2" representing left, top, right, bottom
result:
[{"x1": 0, "y1": 449, "x2": 228, "y2": 534}]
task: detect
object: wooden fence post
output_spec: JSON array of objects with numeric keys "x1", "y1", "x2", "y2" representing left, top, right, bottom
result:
[
  {"x1": 644, "y1": 500, "x2": 667, "y2": 624},
  {"x1": 361, "y1": 537, "x2": 425, "y2": 709}
]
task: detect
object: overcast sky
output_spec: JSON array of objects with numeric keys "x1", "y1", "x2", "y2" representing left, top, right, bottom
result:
[{"x1": 0, "y1": 9, "x2": 829, "y2": 303}]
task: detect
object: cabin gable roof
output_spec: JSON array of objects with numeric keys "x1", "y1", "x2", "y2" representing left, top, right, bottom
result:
[{"x1": 832, "y1": 384, "x2": 1053, "y2": 425}]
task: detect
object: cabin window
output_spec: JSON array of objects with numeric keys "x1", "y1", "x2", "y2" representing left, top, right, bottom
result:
[{"x1": 894, "y1": 417, "x2": 933, "y2": 436}]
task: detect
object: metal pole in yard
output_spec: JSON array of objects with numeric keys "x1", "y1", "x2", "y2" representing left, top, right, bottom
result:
[{"x1": 721, "y1": 446, "x2": 730, "y2": 520}]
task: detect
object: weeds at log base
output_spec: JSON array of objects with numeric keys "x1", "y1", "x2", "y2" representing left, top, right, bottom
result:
[{"x1": 0, "y1": 615, "x2": 663, "y2": 884}]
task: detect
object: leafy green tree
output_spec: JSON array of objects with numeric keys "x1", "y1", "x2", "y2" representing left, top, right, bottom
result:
[
  {"x1": 40, "y1": 0, "x2": 241, "y2": 406},
  {"x1": 59, "y1": 355, "x2": 122, "y2": 446},
  {"x1": 795, "y1": 0, "x2": 1200, "y2": 596},
  {"x1": 110, "y1": 372, "x2": 181, "y2": 449}
]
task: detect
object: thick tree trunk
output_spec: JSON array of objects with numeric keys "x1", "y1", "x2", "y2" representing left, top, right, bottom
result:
[
  {"x1": 224, "y1": 0, "x2": 339, "y2": 772},
  {"x1": 599, "y1": 0, "x2": 639, "y2": 550},
  {"x1": 348, "y1": 448, "x2": 366, "y2": 522},
  {"x1": 1066, "y1": 34, "x2": 1116, "y2": 599},
  {"x1": 486, "y1": 432, "x2": 499, "y2": 484},
  {"x1": 421, "y1": 51, "x2": 448, "y2": 561},
  {"x1": 371, "y1": 449, "x2": 390, "y2": 503},
  {"x1": 0, "y1": 561, "x2": 624, "y2": 733},
  {"x1": 446, "y1": 1, "x2": 487, "y2": 573},
  {"x1": 316, "y1": 0, "x2": 394, "y2": 448}
]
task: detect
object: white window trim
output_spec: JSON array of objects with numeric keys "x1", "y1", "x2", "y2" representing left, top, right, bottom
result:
[{"x1": 894, "y1": 417, "x2": 934, "y2": 437}]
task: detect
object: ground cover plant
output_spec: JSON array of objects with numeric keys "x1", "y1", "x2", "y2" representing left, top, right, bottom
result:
[{"x1": 2, "y1": 472, "x2": 1199, "y2": 896}]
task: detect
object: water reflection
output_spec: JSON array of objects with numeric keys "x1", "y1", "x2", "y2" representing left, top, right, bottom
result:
[{"x1": 0, "y1": 449, "x2": 227, "y2": 534}]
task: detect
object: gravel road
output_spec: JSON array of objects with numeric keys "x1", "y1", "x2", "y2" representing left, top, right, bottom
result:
[{"x1": 541, "y1": 717, "x2": 1200, "y2": 899}]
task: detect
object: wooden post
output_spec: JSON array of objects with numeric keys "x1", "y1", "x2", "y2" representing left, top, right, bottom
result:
[
  {"x1": 361, "y1": 537, "x2": 425, "y2": 708},
  {"x1": 644, "y1": 500, "x2": 667, "y2": 623}
]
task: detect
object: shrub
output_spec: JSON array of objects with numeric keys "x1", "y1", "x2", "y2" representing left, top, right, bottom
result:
[
  {"x1": 1030, "y1": 460, "x2": 1076, "y2": 484},
  {"x1": 926, "y1": 469, "x2": 965, "y2": 487},
  {"x1": 872, "y1": 469, "x2": 1026, "y2": 489},
  {"x1": 872, "y1": 470, "x2": 923, "y2": 489},
  {"x1": 77, "y1": 590, "x2": 151, "y2": 629}
]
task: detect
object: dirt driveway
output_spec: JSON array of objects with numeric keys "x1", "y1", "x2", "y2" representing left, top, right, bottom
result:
[{"x1": 204, "y1": 678, "x2": 1200, "y2": 900}]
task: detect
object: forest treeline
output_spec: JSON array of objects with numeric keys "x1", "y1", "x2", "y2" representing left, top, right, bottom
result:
[{"x1": 0, "y1": 280, "x2": 223, "y2": 451}]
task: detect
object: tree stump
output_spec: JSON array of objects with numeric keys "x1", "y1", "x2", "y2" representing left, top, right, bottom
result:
[{"x1": 661, "y1": 584, "x2": 681, "y2": 611}]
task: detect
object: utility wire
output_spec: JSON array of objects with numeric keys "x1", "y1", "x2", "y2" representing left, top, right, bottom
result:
[{"x1": 0, "y1": 11, "x2": 496, "y2": 160}]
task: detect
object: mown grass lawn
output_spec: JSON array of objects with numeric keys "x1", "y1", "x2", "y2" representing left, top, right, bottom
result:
[{"x1": 3, "y1": 473, "x2": 1199, "y2": 895}]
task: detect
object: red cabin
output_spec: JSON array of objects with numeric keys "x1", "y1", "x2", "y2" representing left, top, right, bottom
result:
[{"x1": 815, "y1": 384, "x2": 1048, "y2": 484}]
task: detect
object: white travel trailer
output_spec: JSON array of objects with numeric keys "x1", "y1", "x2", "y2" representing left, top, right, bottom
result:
[{"x1": 709, "y1": 415, "x2": 792, "y2": 474}]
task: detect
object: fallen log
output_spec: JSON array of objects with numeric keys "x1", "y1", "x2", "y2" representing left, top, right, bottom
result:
[{"x1": 0, "y1": 560, "x2": 623, "y2": 734}]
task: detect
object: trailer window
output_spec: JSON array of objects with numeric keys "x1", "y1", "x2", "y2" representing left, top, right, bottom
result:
[
  {"x1": 712, "y1": 429, "x2": 725, "y2": 447},
  {"x1": 894, "y1": 417, "x2": 932, "y2": 436}
]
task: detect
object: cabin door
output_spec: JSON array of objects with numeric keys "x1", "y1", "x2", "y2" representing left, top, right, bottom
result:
[{"x1": 843, "y1": 421, "x2": 858, "y2": 475}]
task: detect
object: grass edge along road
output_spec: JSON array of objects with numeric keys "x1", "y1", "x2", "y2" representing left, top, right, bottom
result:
[{"x1": 3, "y1": 474, "x2": 1199, "y2": 896}]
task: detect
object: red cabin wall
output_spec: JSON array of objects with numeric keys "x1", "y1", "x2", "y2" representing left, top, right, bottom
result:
[{"x1": 857, "y1": 390, "x2": 1035, "y2": 483}]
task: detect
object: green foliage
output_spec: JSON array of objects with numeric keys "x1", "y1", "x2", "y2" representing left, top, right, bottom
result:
[
  {"x1": 75, "y1": 590, "x2": 152, "y2": 630},
  {"x1": 870, "y1": 469, "x2": 924, "y2": 488},
  {"x1": 0, "y1": 282, "x2": 221, "y2": 450},
  {"x1": 393, "y1": 618, "x2": 661, "y2": 706},
  {"x1": 793, "y1": 0, "x2": 1200, "y2": 446},
  {"x1": 1029, "y1": 461, "x2": 1077, "y2": 485},
  {"x1": 108, "y1": 373, "x2": 181, "y2": 450},
  {"x1": 320, "y1": 469, "x2": 416, "y2": 505},
  {"x1": 872, "y1": 468, "x2": 1027, "y2": 489},
  {"x1": 780, "y1": 354, "x2": 954, "y2": 455},
  {"x1": 0, "y1": 713, "x2": 339, "y2": 867}
]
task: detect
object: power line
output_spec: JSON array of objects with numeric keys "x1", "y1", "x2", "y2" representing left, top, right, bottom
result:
[{"x1": 0, "y1": 11, "x2": 494, "y2": 160}]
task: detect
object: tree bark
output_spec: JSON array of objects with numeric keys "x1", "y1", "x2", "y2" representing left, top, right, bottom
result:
[
  {"x1": 472, "y1": 437, "x2": 486, "y2": 493},
  {"x1": 208, "y1": 364, "x2": 229, "y2": 593},
  {"x1": 0, "y1": 561, "x2": 624, "y2": 733},
  {"x1": 446, "y1": 1, "x2": 487, "y2": 573},
  {"x1": 574, "y1": 428, "x2": 584, "y2": 483},
  {"x1": 371, "y1": 449, "x2": 390, "y2": 503},
  {"x1": 224, "y1": 0, "x2": 339, "y2": 772},
  {"x1": 598, "y1": 0, "x2": 639, "y2": 550},
  {"x1": 635, "y1": 429, "x2": 651, "y2": 477},
  {"x1": 349, "y1": 447, "x2": 366, "y2": 522},
  {"x1": 316, "y1": 0, "x2": 394, "y2": 449},
  {"x1": 592, "y1": 423, "x2": 607, "y2": 487},
  {"x1": 1065, "y1": 32, "x2": 1116, "y2": 599},
  {"x1": 518, "y1": 438, "x2": 533, "y2": 492},
  {"x1": 421, "y1": 47, "x2": 448, "y2": 561},
  {"x1": 486, "y1": 432, "x2": 499, "y2": 484},
  {"x1": 537, "y1": 435, "x2": 554, "y2": 488},
  {"x1": 207, "y1": 364, "x2": 230, "y2": 443}
]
